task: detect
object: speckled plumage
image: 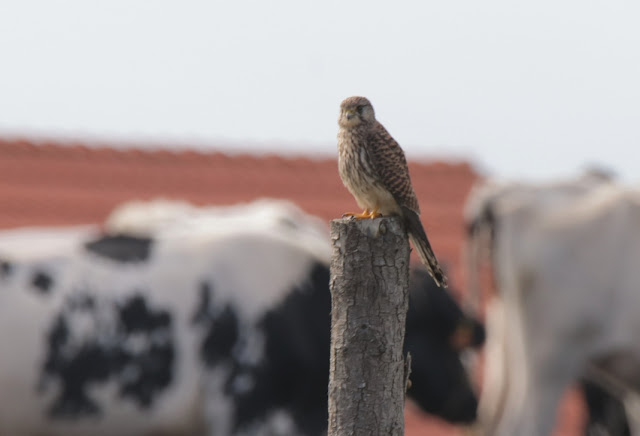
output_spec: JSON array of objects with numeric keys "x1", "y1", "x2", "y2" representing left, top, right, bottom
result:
[{"x1": 337, "y1": 96, "x2": 447, "y2": 288}]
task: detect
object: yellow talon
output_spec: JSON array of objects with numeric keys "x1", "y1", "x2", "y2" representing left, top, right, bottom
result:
[
  {"x1": 342, "y1": 209, "x2": 384, "y2": 219},
  {"x1": 343, "y1": 209, "x2": 372, "y2": 219}
]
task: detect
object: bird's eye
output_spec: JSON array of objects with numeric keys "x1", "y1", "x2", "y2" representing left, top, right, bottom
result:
[{"x1": 356, "y1": 106, "x2": 363, "y2": 114}]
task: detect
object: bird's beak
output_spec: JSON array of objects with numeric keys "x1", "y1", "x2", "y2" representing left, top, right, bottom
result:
[{"x1": 345, "y1": 110, "x2": 355, "y2": 120}]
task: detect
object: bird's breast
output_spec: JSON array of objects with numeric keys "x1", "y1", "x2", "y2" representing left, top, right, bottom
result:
[{"x1": 337, "y1": 128, "x2": 400, "y2": 215}]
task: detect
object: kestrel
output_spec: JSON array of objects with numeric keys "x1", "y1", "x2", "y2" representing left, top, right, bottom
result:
[{"x1": 337, "y1": 96, "x2": 448, "y2": 288}]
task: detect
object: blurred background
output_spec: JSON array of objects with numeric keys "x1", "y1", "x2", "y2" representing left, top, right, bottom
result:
[
  {"x1": 1, "y1": 1, "x2": 639, "y2": 181},
  {"x1": 1, "y1": 1, "x2": 639, "y2": 435}
]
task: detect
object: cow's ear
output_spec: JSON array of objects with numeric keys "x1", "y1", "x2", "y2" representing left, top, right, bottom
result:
[
  {"x1": 449, "y1": 322, "x2": 473, "y2": 350},
  {"x1": 449, "y1": 319, "x2": 475, "y2": 351},
  {"x1": 449, "y1": 319, "x2": 484, "y2": 350}
]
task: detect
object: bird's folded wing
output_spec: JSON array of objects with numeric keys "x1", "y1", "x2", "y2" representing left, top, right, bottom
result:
[{"x1": 367, "y1": 122, "x2": 421, "y2": 214}]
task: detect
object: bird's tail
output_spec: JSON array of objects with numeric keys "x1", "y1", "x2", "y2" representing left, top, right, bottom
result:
[{"x1": 403, "y1": 206, "x2": 448, "y2": 288}]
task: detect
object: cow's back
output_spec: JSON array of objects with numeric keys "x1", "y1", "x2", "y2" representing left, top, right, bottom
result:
[{"x1": 514, "y1": 186, "x2": 640, "y2": 360}]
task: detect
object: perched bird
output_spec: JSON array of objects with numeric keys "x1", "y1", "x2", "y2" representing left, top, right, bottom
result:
[{"x1": 337, "y1": 96, "x2": 448, "y2": 288}]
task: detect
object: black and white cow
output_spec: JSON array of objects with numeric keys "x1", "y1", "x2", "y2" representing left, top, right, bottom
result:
[{"x1": 0, "y1": 199, "x2": 484, "y2": 436}]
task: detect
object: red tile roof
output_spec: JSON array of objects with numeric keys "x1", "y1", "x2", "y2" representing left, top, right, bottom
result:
[
  {"x1": 0, "y1": 137, "x2": 477, "y2": 286},
  {"x1": 0, "y1": 137, "x2": 585, "y2": 435}
]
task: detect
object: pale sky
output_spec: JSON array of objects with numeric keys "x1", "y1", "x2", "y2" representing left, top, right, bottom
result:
[{"x1": 1, "y1": 1, "x2": 639, "y2": 181}]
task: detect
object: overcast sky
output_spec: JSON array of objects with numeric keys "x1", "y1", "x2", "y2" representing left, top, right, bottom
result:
[{"x1": 1, "y1": 1, "x2": 638, "y2": 181}]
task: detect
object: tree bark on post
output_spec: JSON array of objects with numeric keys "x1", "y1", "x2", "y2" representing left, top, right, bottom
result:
[{"x1": 328, "y1": 217, "x2": 411, "y2": 436}]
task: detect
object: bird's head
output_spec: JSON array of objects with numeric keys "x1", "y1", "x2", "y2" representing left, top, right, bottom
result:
[{"x1": 338, "y1": 96, "x2": 375, "y2": 128}]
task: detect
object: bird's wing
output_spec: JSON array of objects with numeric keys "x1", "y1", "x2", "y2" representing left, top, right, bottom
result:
[
  {"x1": 367, "y1": 122, "x2": 421, "y2": 214},
  {"x1": 368, "y1": 122, "x2": 447, "y2": 287}
]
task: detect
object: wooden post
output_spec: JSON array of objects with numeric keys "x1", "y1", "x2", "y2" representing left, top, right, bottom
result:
[{"x1": 328, "y1": 217, "x2": 411, "y2": 436}]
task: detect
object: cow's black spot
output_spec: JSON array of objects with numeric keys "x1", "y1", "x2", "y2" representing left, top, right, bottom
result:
[
  {"x1": 191, "y1": 281, "x2": 214, "y2": 325},
  {"x1": 47, "y1": 316, "x2": 69, "y2": 356},
  {"x1": 46, "y1": 342, "x2": 114, "y2": 417},
  {"x1": 231, "y1": 262, "x2": 331, "y2": 436},
  {"x1": 191, "y1": 281, "x2": 240, "y2": 368},
  {"x1": 0, "y1": 259, "x2": 12, "y2": 278},
  {"x1": 117, "y1": 342, "x2": 175, "y2": 408},
  {"x1": 84, "y1": 235, "x2": 153, "y2": 263},
  {"x1": 119, "y1": 294, "x2": 171, "y2": 333},
  {"x1": 42, "y1": 307, "x2": 113, "y2": 417},
  {"x1": 115, "y1": 294, "x2": 174, "y2": 408},
  {"x1": 32, "y1": 271, "x2": 54, "y2": 294},
  {"x1": 201, "y1": 305, "x2": 239, "y2": 368},
  {"x1": 41, "y1": 292, "x2": 175, "y2": 419}
]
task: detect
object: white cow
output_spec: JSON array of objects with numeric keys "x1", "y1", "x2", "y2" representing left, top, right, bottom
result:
[{"x1": 465, "y1": 175, "x2": 640, "y2": 436}]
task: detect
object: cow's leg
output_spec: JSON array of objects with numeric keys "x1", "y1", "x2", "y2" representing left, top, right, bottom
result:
[
  {"x1": 506, "y1": 292, "x2": 586, "y2": 436},
  {"x1": 489, "y1": 339, "x2": 577, "y2": 436},
  {"x1": 476, "y1": 298, "x2": 510, "y2": 434},
  {"x1": 489, "y1": 277, "x2": 585, "y2": 436},
  {"x1": 522, "y1": 372, "x2": 574, "y2": 436},
  {"x1": 487, "y1": 296, "x2": 532, "y2": 436}
]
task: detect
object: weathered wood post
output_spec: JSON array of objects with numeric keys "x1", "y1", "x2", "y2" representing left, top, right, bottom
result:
[{"x1": 328, "y1": 216, "x2": 411, "y2": 436}]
